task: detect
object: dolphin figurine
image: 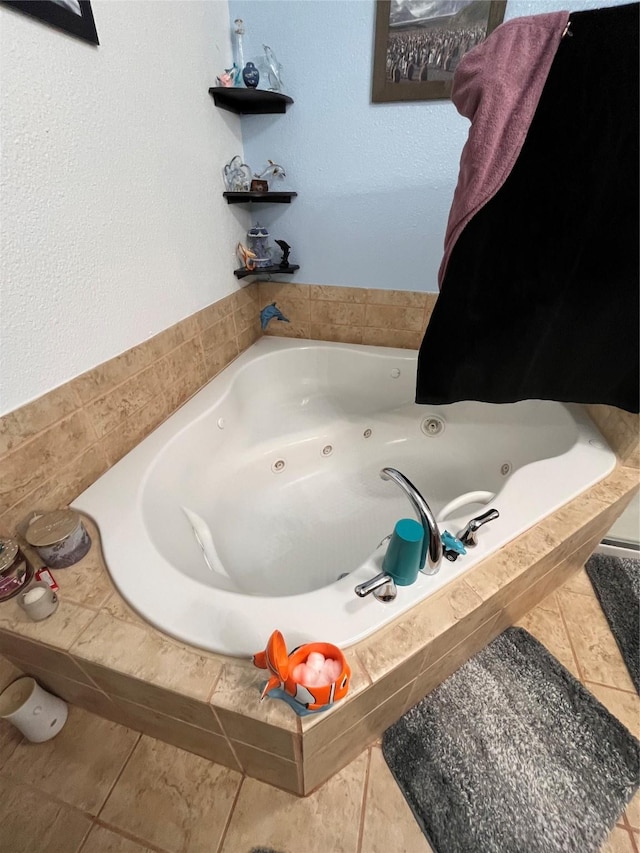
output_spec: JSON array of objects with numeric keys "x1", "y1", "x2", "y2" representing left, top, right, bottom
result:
[{"x1": 260, "y1": 302, "x2": 290, "y2": 330}]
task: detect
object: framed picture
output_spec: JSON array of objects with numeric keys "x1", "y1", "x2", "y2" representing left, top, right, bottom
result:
[
  {"x1": 372, "y1": 1, "x2": 506, "y2": 103},
  {"x1": 2, "y1": 0, "x2": 99, "y2": 45}
]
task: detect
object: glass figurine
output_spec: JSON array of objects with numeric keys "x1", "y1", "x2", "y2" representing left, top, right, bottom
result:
[
  {"x1": 262, "y1": 45, "x2": 284, "y2": 92},
  {"x1": 223, "y1": 156, "x2": 252, "y2": 192},
  {"x1": 233, "y1": 19, "x2": 246, "y2": 87}
]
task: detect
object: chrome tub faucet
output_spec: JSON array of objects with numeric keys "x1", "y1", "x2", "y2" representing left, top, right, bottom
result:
[
  {"x1": 354, "y1": 467, "x2": 442, "y2": 601},
  {"x1": 379, "y1": 467, "x2": 442, "y2": 575}
]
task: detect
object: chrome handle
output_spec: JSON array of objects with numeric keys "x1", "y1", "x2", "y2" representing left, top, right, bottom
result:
[
  {"x1": 456, "y1": 508, "x2": 500, "y2": 547},
  {"x1": 355, "y1": 572, "x2": 397, "y2": 602}
]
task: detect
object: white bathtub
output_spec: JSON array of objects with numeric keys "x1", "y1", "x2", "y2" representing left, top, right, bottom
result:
[{"x1": 73, "y1": 337, "x2": 616, "y2": 657}]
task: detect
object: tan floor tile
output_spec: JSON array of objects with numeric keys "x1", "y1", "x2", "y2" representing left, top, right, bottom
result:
[
  {"x1": 0, "y1": 658, "x2": 24, "y2": 761},
  {"x1": 561, "y1": 567, "x2": 597, "y2": 597},
  {"x1": 0, "y1": 778, "x2": 91, "y2": 852},
  {"x1": 0, "y1": 719, "x2": 23, "y2": 764},
  {"x1": 1, "y1": 706, "x2": 139, "y2": 815},
  {"x1": 585, "y1": 682, "x2": 640, "y2": 739},
  {"x1": 81, "y1": 824, "x2": 155, "y2": 852},
  {"x1": 221, "y1": 750, "x2": 368, "y2": 853},
  {"x1": 625, "y1": 788, "x2": 640, "y2": 830},
  {"x1": 100, "y1": 735, "x2": 241, "y2": 853},
  {"x1": 360, "y1": 747, "x2": 433, "y2": 853},
  {"x1": 557, "y1": 590, "x2": 636, "y2": 691},
  {"x1": 537, "y1": 591, "x2": 561, "y2": 614},
  {"x1": 515, "y1": 606, "x2": 580, "y2": 679},
  {"x1": 600, "y1": 825, "x2": 635, "y2": 852},
  {"x1": 0, "y1": 653, "x2": 22, "y2": 690}
]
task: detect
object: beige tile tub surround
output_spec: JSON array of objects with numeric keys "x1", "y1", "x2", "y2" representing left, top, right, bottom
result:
[
  {"x1": 1, "y1": 274, "x2": 636, "y2": 540},
  {"x1": 586, "y1": 404, "x2": 640, "y2": 469},
  {"x1": 0, "y1": 283, "x2": 261, "y2": 535},
  {"x1": 0, "y1": 463, "x2": 635, "y2": 796},
  {"x1": 0, "y1": 276, "x2": 637, "y2": 795},
  {"x1": 0, "y1": 280, "x2": 436, "y2": 538},
  {"x1": 258, "y1": 281, "x2": 438, "y2": 348}
]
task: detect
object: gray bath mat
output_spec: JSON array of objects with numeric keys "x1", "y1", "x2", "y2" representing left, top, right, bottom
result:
[
  {"x1": 383, "y1": 627, "x2": 639, "y2": 853},
  {"x1": 585, "y1": 552, "x2": 640, "y2": 693}
]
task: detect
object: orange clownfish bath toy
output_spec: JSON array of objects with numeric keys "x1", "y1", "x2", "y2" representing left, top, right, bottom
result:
[{"x1": 252, "y1": 630, "x2": 351, "y2": 715}]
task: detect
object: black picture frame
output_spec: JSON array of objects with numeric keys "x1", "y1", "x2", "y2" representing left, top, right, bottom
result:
[
  {"x1": 372, "y1": 0, "x2": 506, "y2": 103},
  {"x1": 2, "y1": 0, "x2": 99, "y2": 45}
]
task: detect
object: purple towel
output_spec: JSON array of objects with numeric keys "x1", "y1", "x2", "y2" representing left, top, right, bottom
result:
[{"x1": 439, "y1": 11, "x2": 569, "y2": 288}]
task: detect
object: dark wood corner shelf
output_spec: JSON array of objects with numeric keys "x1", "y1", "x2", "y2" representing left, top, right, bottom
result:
[
  {"x1": 234, "y1": 264, "x2": 300, "y2": 280},
  {"x1": 223, "y1": 191, "x2": 297, "y2": 205},
  {"x1": 209, "y1": 87, "x2": 294, "y2": 115}
]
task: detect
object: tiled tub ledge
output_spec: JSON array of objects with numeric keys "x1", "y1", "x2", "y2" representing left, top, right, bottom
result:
[{"x1": 0, "y1": 465, "x2": 636, "y2": 796}]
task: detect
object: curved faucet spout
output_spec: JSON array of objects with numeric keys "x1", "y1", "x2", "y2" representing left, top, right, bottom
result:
[{"x1": 380, "y1": 467, "x2": 442, "y2": 575}]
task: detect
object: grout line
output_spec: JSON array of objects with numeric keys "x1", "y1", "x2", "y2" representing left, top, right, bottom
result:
[
  {"x1": 95, "y1": 731, "x2": 142, "y2": 820},
  {"x1": 206, "y1": 665, "x2": 225, "y2": 705},
  {"x1": 627, "y1": 824, "x2": 640, "y2": 853},
  {"x1": 6, "y1": 652, "x2": 109, "y2": 697},
  {"x1": 75, "y1": 818, "x2": 93, "y2": 853},
  {"x1": 1, "y1": 438, "x2": 106, "y2": 529},
  {"x1": 220, "y1": 734, "x2": 298, "y2": 765},
  {"x1": 355, "y1": 747, "x2": 372, "y2": 853},
  {"x1": 559, "y1": 585, "x2": 597, "y2": 599},
  {"x1": 583, "y1": 679, "x2": 640, "y2": 698},
  {"x1": 215, "y1": 773, "x2": 246, "y2": 853},
  {"x1": 224, "y1": 733, "x2": 244, "y2": 775},
  {"x1": 556, "y1": 592, "x2": 587, "y2": 683},
  {"x1": 353, "y1": 649, "x2": 374, "y2": 687},
  {"x1": 88, "y1": 817, "x2": 172, "y2": 853},
  {"x1": 1, "y1": 779, "x2": 96, "y2": 822}
]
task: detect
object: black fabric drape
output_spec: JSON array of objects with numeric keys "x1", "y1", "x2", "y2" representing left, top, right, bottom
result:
[{"x1": 416, "y1": 3, "x2": 639, "y2": 413}]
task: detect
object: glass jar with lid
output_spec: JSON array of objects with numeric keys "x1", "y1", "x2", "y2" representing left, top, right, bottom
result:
[
  {"x1": 0, "y1": 538, "x2": 32, "y2": 601},
  {"x1": 25, "y1": 510, "x2": 91, "y2": 568},
  {"x1": 247, "y1": 224, "x2": 272, "y2": 269}
]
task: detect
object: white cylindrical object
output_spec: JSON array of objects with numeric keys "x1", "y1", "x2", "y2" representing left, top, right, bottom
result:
[
  {"x1": 0, "y1": 677, "x2": 68, "y2": 742},
  {"x1": 18, "y1": 580, "x2": 58, "y2": 621}
]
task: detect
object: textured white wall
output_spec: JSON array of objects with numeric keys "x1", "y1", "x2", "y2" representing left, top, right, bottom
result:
[
  {"x1": 0, "y1": 0, "x2": 247, "y2": 414},
  {"x1": 1, "y1": 0, "x2": 627, "y2": 414}
]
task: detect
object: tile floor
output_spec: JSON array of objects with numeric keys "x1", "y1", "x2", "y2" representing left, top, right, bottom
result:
[{"x1": 0, "y1": 565, "x2": 638, "y2": 853}]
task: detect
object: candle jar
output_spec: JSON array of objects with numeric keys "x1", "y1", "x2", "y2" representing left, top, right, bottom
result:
[
  {"x1": 0, "y1": 538, "x2": 32, "y2": 602},
  {"x1": 18, "y1": 581, "x2": 59, "y2": 621},
  {"x1": 25, "y1": 510, "x2": 91, "y2": 568},
  {"x1": 247, "y1": 225, "x2": 272, "y2": 269}
]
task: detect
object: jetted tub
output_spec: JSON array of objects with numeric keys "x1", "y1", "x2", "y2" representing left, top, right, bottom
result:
[{"x1": 73, "y1": 337, "x2": 616, "y2": 657}]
